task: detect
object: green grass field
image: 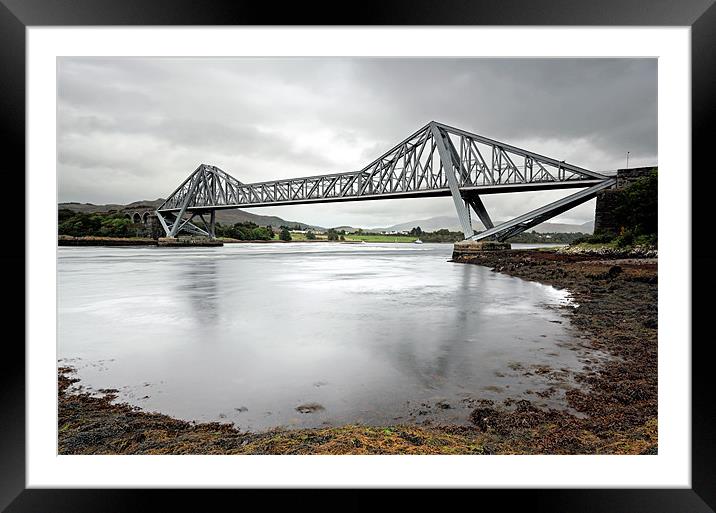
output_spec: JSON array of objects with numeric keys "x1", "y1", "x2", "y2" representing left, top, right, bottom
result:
[{"x1": 286, "y1": 232, "x2": 311, "y2": 241}]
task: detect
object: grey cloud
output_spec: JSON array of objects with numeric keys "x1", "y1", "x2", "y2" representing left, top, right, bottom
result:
[
  {"x1": 58, "y1": 57, "x2": 656, "y2": 227},
  {"x1": 345, "y1": 59, "x2": 657, "y2": 158}
]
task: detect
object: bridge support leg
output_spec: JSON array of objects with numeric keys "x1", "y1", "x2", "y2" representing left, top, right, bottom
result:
[
  {"x1": 431, "y1": 124, "x2": 474, "y2": 239},
  {"x1": 168, "y1": 172, "x2": 202, "y2": 237},
  {"x1": 175, "y1": 212, "x2": 211, "y2": 237},
  {"x1": 169, "y1": 206, "x2": 191, "y2": 237},
  {"x1": 465, "y1": 195, "x2": 494, "y2": 230},
  {"x1": 155, "y1": 210, "x2": 172, "y2": 237},
  {"x1": 158, "y1": 210, "x2": 211, "y2": 238},
  {"x1": 209, "y1": 210, "x2": 216, "y2": 239}
]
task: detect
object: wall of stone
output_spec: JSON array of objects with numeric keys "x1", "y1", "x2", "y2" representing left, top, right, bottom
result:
[
  {"x1": 594, "y1": 189, "x2": 623, "y2": 235},
  {"x1": 121, "y1": 209, "x2": 164, "y2": 239},
  {"x1": 144, "y1": 216, "x2": 164, "y2": 239},
  {"x1": 593, "y1": 166, "x2": 656, "y2": 235}
]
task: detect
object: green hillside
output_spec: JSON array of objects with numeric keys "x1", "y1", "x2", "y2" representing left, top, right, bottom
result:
[{"x1": 58, "y1": 200, "x2": 318, "y2": 230}]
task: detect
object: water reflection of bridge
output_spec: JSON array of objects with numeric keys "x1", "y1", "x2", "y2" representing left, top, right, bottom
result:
[{"x1": 157, "y1": 121, "x2": 615, "y2": 241}]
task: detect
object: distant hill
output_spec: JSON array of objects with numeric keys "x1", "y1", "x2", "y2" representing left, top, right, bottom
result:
[
  {"x1": 58, "y1": 200, "x2": 320, "y2": 230},
  {"x1": 59, "y1": 200, "x2": 166, "y2": 214},
  {"x1": 331, "y1": 225, "x2": 362, "y2": 233},
  {"x1": 527, "y1": 220, "x2": 593, "y2": 234},
  {"x1": 370, "y1": 216, "x2": 593, "y2": 234},
  {"x1": 59, "y1": 201, "x2": 593, "y2": 234}
]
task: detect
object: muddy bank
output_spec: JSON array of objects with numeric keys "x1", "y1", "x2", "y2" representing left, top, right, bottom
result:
[
  {"x1": 58, "y1": 235, "x2": 157, "y2": 246},
  {"x1": 58, "y1": 367, "x2": 488, "y2": 454},
  {"x1": 451, "y1": 249, "x2": 657, "y2": 454},
  {"x1": 58, "y1": 249, "x2": 657, "y2": 454}
]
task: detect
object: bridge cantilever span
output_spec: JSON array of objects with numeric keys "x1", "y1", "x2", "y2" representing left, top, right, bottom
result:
[{"x1": 156, "y1": 121, "x2": 613, "y2": 241}]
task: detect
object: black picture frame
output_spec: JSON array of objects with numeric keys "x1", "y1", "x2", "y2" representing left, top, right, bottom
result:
[{"x1": 2, "y1": 1, "x2": 712, "y2": 510}]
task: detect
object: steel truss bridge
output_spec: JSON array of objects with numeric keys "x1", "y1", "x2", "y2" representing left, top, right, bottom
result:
[{"x1": 156, "y1": 121, "x2": 615, "y2": 241}]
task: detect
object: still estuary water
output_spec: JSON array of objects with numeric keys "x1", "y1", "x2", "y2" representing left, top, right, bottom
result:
[{"x1": 58, "y1": 242, "x2": 602, "y2": 431}]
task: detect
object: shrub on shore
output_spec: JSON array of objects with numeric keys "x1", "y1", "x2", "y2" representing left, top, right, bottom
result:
[{"x1": 279, "y1": 227, "x2": 292, "y2": 241}]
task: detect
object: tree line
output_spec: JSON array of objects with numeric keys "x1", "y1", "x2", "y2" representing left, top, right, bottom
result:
[
  {"x1": 574, "y1": 169, "x2": 657, "y2": 248},
  {"x1": 58, "y1": 209, "x2": 286, "y2": 241},
  {"x1": 58, "y1": 209, "x2": 137, "y2": 237},
  {"x1": 406, "y1": 225, "x2": 586, "y2": 243},
  {"x1": 214, "y1": 221, "x2": 275, "y2": 241}
]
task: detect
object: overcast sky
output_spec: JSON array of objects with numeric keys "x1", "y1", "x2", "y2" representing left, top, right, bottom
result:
[{"x1": 57, "y1": 58, "x2": 657, "y2": 228}]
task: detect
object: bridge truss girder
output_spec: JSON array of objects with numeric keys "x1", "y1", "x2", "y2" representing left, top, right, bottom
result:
[
  {"x1": 468, "y1": 178, "x2": 616, "y2": 242},
  {"x1": 156, "y1": 210, "x2": 213, "y2": 238},
  {"x1": 156, "y1": 121, "x2": 613, "y2": 240}
]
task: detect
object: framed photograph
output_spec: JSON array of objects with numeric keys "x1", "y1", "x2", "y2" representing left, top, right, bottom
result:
[{"x1": 4, "y1": 0, "x2": 713, "y2": 510}]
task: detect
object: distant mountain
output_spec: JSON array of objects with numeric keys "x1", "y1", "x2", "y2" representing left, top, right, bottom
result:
[
  {"x1": 371, "y1": 216, "x2": 593, "y2": 234},
  {"x1": 60, "y1": 199, "x2": 166, "y2": 214},
  {"x1": 331, "y1": 225, "x2": 362, "y2": 233},
  {"x1": 580, "y1": 220, "x2": 595, "y2": 233},
  {"x1": 59, "y1": 201, "x2": 594, "y2": 234},
  {"x1": 58, "y1": 200, "x2": 320, "y2": 230},
  {"x1": 544, "y1": 220, "x2": 593, "y2": 234},
  {"x1": 367, "y1": 216, "x2": 471, "y2": 233}
]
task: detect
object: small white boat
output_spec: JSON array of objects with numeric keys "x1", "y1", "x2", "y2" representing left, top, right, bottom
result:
[{"x1": 413, "y1": 239, "x2": 423, "y2": 244}]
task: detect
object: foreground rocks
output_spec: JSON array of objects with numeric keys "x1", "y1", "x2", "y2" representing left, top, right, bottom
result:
[
  {"x1": 58, "y1": 368, "x2": 488, "y2": 455},
  {"x1": 58, "y1": 249, "x2": 657, "y2": 454},
  {"x1": 453, "y1": 240, "x2": 511, "y2": 254},
  {"x1": 559, "y1": 243, "x2": 658, "y2": 258}
]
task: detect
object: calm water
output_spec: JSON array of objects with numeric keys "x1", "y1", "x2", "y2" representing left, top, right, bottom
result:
[{"x1": 58, "y1": 242, "x2": 600, "y2": 431}]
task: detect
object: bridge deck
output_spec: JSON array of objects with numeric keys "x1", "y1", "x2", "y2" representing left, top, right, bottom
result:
[{"x1": 162, "y1": 179, "x2": 605, "y2": 212}]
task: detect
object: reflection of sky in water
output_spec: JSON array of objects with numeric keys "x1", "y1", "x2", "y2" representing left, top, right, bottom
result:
[{"x1": 58, "y1": 243, "x2": 606, "y2": 431}]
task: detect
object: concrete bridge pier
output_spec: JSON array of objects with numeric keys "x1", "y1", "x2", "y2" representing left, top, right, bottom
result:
[{"x1": 452, "y1": 240, "x2": 511, "y2": 259}]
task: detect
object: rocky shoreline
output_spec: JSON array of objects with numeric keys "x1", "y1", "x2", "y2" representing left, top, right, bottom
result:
[
  {"x1": 58, "y1": 249, "x2": 657, "y2": 455},
  {"x1": 450, "y1": 249, "x2": 657, "y2": 454}
]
